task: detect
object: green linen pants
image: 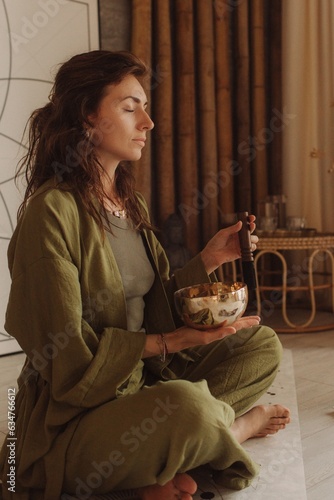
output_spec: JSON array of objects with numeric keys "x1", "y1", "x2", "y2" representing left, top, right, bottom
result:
[{"x1": 62, "y1": 325, "x2": 282, "y2": 497}]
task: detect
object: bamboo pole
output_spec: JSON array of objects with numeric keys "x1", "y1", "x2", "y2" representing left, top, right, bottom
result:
[
  {"x1": 174, "y1": 0, "x2": 199, "y2": 255},
  {"x1": 154, "y1": 0, "x2": 175, "y2": 226},
  {"x1": 268, "y1": 0, "x2": 283, "y2": 195},
  {"x1": 250, "y1": 0, "x2": 268, "y2": 205},
  {"x1": 235, "y1": 0, "x2": 252, "y2": 212},
  {"x1": 196, "y1": 0, "x2": 219, "y2": 244},
  {"x1": 131, "y1": 0, "x2": 152, "y2": 210},
  {"x1": 214, "y1": 2, "x2": 235, "y2": 218}
]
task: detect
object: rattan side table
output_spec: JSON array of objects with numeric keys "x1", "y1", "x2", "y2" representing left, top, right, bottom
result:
[{"x1": 254, "y1": 231, "x2": 334, "y2": 332}]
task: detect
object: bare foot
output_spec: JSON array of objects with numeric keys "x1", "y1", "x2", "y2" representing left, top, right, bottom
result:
[
  {"x1": 230, "y1": 404, "x2": 291, "y2": 443},
  {"x1": 136, "y1": 473, "x2": 197, "y2": 500}
]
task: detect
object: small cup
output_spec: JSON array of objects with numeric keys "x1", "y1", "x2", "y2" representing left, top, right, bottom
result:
[
  {"x1": 286, "y1": 216, "x2": 306, "y2": 231},
  {"x1": 257, "y1": 216, "x2": 278, "y2": 231},
  {"x1": 257, "y1": 200, "x2": 279, "y2": 218}
]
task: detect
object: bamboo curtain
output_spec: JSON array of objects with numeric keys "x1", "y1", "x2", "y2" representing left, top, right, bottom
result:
[{"x1": 131, "y1": 0, "x2": 282, "y2": 255}]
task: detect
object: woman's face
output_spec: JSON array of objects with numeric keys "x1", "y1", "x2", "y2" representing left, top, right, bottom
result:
[{"x1": 89, "y1": 75, "x2": 154, "y2": 169}]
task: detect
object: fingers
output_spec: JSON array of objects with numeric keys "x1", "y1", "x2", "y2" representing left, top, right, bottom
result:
[
  {"x1": 248, "y1": 214, "x2": 256, "y2": 234},
  {"x1": 250, "y1": 233, "x2": 258, "y2": 252},
  {"x1": 246, "y1": 315, "x2": 261, "y2": 321},
  {"x1": 233, "y1": 316, "x2": 261, "y2": 330},
  {"x1": 235, "y1": 315, "x2": 261, "y2": 322},
  {"x1": 223, "y1": 220, "x2": 242, "y2": 234},
  {"x1": 198, "y1": 326, "x2": 237, "y2": 343}
]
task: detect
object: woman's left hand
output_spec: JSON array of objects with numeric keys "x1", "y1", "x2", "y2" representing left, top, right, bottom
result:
[{"x1": 200, "y1": 215, "x2": 258, "y2": 274}]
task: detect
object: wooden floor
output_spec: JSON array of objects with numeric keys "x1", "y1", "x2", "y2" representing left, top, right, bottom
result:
[
  {"x1": 278, "y1": 329, "x2": 334, "y2": 499},
  {"x1": 1, "y1": 328, "x2": 334, "y2": 498}
]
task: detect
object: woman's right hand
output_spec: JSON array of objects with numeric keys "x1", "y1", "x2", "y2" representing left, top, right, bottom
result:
[
  {"x1": 142, "y1": 315, "x2": 261, "y2": 358},
  {"x1": 200, "y1": 216, "x2": 258, "y2": 275}
]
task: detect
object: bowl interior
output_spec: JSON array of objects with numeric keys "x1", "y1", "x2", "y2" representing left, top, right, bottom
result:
[{"x1": 174, "y1": 281, "x2": 248, "y2": 329}]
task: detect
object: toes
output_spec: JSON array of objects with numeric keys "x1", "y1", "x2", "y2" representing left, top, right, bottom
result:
[
  {"x1": 271, "y1": 416, "x2": 290, "y2": 424},
  {"x1": 270, "y1": 405, "x2": 291, "y2": 425},
  {"x1": 276, "y1": 405, "x2": 291, "y2": 419},
  {"x1": 271, "y1": 420, "x2": 288, "y2": 428},
  {"x1": 265, "y1": 419, "x2": 289, "y2": 434},
  {"x1": 173, "y1": 473, "x2": 197, "y2": 495},
  {"x1": 271, "y1": 415, "x2": 291, "y2": 426},
  {"x1": 267, "y1": 425, "x2": 285, "y2": 434}
]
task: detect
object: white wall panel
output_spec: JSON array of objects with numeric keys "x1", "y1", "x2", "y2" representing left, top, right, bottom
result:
[{"x1": 0, "y1": 0, "x2": 99, "y2": 355}]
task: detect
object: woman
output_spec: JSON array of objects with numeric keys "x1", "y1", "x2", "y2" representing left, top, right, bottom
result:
[{"x1": 0, "y1": 50, "x2": 290, "y2": 500}]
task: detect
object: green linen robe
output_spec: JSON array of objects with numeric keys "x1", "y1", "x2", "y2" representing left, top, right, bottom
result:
[{"x1": 0, "y1": 181, "x2": 263, "y2": 499}]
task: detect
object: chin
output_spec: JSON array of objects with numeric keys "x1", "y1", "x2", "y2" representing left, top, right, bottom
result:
[{"x1": 130, "y1": 152, "x2": 143, "y2": 161}]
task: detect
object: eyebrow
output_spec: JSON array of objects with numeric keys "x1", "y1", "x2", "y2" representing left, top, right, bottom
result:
[{"x1": 121, "y1": 95, "x2": 148, "y2": 106}]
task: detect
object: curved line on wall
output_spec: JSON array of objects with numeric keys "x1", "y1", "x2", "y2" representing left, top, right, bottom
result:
[
  {"x1": 0, "y1": 132, "x2": 28, "y2": 152},
  {"x1": 0, "y1": 189, "x2": 14, "y2": 233},
  {"x1": 0, "y1": 77, "x2": 53, "y2": 85},
  {"x1": 0, "y1": 0, "x2": 12, "y2": 122}
]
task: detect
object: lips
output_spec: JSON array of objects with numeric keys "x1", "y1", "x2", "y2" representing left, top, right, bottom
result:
[{"x1": 133, "y1": 138, "x2": 146, "y2": 146}]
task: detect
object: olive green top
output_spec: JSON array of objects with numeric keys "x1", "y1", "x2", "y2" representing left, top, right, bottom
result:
[
  {"x1": 106, "y1": 213, "x2": 155, "y2": 397},
  {"x1": 105, "y1": 213, "x2": 155, "y2": 333}
]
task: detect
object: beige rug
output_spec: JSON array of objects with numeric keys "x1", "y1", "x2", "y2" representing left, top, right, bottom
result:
[{"x1": 191, "y1": 348, "x2": 307, "y2": 499}]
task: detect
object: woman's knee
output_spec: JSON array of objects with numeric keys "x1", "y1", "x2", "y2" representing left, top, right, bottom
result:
[
  {"x1": 225, "y1": 324, "x2": 281, "y2": 355},
  {"x1": 153, "y1": 379, "x2": 222, "y2": 429},
  {"x1": 154, "y1": 379, "x2": 209, "y2": 409},
  {"x1": 260, "y1": 325, "x2": 283, "y2": 363}
]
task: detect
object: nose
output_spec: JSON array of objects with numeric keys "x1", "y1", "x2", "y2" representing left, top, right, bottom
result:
[
  {"x1": 146, "y1": 115, "x2": 154, "y2": 130},
  {"x1": 141, "y1": 110, "x2": 154, "y2": 131}
]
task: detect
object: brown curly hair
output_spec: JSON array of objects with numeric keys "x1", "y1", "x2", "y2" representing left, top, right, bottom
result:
[{"x1": 16, "y1": 50, "x2": 153, "y2": 231}]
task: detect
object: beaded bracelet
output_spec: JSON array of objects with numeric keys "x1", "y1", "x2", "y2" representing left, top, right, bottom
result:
[{"x1": 157, "y1": 333, "x2": 168, "y2": 362}]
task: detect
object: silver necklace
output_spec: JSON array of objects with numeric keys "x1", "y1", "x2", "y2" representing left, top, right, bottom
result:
[{"x1": 111, "y1": 209, "x2": 127, "y2": 219}]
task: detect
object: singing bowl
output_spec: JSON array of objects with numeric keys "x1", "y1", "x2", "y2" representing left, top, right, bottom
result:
[{"x1": 174, "y1": 282, "x2": 248, "y2": 330}]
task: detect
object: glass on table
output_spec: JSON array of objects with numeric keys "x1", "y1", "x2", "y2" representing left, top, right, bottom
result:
[
  {"x1": 286, "y1": 216, "x2": 306, "y2": 231},
  {"x1": 257, "y1": 216, "x2": 278, "y2": 231}
]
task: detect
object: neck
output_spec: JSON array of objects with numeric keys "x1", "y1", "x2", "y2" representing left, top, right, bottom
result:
[
  {"x1": 99, "y1": 178, "x2": 120, "y2": 214},
  {"x1": 97, "y1": 151, "x2": 119, "y2": 180},
  {"x1": 101, "y1": 168, "x2": 117, "y2": 198}
]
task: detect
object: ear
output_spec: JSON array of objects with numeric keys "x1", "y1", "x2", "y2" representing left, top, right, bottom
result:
[{"x1": 85, "y1": 114, "x2": 96, "y2": 128}]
